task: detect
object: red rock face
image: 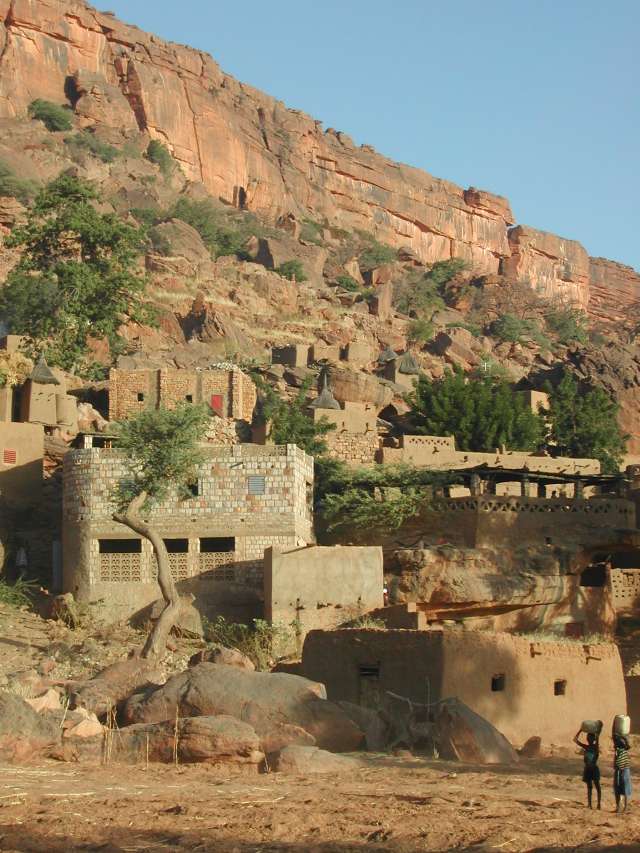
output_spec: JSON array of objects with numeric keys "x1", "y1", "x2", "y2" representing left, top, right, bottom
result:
[{"x1": 0, "y1": 0, "x2": 636, "y2": 319}]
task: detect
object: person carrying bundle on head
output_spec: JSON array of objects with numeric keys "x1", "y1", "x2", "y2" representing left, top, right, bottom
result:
[
  {"x1": 612, "y1": 715, "x2": 632, "y2": 814},
  {"x1": 574, "y1": 721, "x2": 602, "y2": 809}
]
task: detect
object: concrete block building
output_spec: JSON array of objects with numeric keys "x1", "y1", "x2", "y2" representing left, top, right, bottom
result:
[{"x1": 62, "y1": 443, "x2": 314, "y2": 622}]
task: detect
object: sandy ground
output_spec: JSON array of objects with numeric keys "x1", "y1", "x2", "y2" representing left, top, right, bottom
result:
[{"x1": 0, "y1": 755, "x2": 639, "y2": 853}]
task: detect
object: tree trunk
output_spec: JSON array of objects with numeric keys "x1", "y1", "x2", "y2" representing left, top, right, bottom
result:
[{"x1": 113, "y1": 490, "x2": 181, "y2": 659}]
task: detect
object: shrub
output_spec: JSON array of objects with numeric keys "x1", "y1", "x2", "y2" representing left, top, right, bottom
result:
[
  {"x1": 28, "y1": 99, "x2": 72, "y2": 132},
  {"x1": 131, "y1": 206, "x2": 164, "y2": 229},
  {"x1": 203, "y1": 616, "x2": 294, "y2": 670},
  {"x1": 64, "y1": 131, "x2": 119, "y2": 164},
  {"x1": 148, "y1": 227, "x2": 172, "y2": 256},
  {"x1": 300, "y1": 218, "x2": 324, "y2": 245},
  {"x1": 277, "y1": 259, "x2": 307, "y2": 282},
  {"x1": 545, "y1": 306, "x2": 589, "y2": 345},
  {"x1": 0, "y1": 576, "x2": 37, "y2": 608},
  {"x1": 407, "y1": 319, "x2": 435, "y2": 343},
  {"x1": 489, "y1": 314, "x2": 550, "y2": 348},
  {"x1": 169, "y1": 197, "x2": 253, "y2": 259},
  {"x1": 335, "y1": 274, "x2": 360, "y2": 292},
  {"x1": 358, "y1": 238, "x2": 396, "y2": 271},
  {"x1": 146, "y1": 139, "x2": 173, "y2": 176},
  {"x1": 446, "y1": 321, "x2": 482, "y2": 338},
  {"x1": 0, "y1": 160, "x2": 38, "y2": 204}
]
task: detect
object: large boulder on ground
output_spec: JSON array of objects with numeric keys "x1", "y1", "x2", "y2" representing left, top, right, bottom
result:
[
  {"x1": 432, "y1": 698, "x2": 519, "y2": 764},
  {"x1": 122, "y1": 663, "x2": 363, "y2": 753},
  {"x1": 274, "y1": 745, "x2": 361, "y2": 774},
  {"x1": 337, "y1": 701, "x2": 389, "y2": 751},
  {"x1": 0, "y1": 692, "x2": 60, "y2": 762},
  {"x1": 188, "y1": 644, "x2": 255, "y2": 671},
  {"x1": 71, "y1": 657, "x2": 165, "y2": 717},
  {"x1": 114, "y1": 715, "x2": 263, "y2": 766}
]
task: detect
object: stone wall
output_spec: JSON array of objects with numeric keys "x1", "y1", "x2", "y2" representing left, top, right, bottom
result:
[
  {"x1": 312, "y1": 402, "x2": 380, "y2": 465},
  {"x1": 300, "y1": 628, "x2": 627, "y2": 746},
  {"x1": 108, "y1": 367, "x2": 256, "y2": 423},
  {"x1": 62, "y1": 443, "x2": 314, "y2": 622},
  {"x1": 264, "y1": 544, "x2": 384, "y2": 652}
]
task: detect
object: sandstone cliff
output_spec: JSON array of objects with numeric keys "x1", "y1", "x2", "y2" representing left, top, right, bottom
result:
[{"x1": 0, "y1": 0, "x2": 637, "y2": 319}]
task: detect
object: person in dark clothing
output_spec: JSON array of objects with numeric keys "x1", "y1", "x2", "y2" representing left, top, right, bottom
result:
[
  {"x1": 574, "y1": 729, "x2": 602, "y2": 809},
  {"x1": 613, "y1": 734, "x2": 632, "y2": 813}
]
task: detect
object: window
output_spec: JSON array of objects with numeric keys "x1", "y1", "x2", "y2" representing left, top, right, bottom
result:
[
  {"x1": 580, "y1": 564, "x2": 606, "y2": 587},
  {"x1": 185, "y1": 394, "x2": 193, "y2": 403},
  {"x1": 163, "y1": 538, "x2": 188, "y2": 553},
  {"x1": 137, "y1": 392, "x2": 144, "y2": 402},
  {"x1": 248, "y1": 475, "x2": 266, "y2": 495},
  {"x1": 491, "y1": 674, "x2": 506, "y2": 692},
  {"x1": 200, "y1": 537, "x2": 235, "y2": 553},
  {"x1": 187, "y1": 480, "x2": 199, "y2": 497},
  {"x1": 99, "y1": 539, "x2": 141, "y2": 553},
  {"x1": 2, "y1": 448, "x2": 16, "y2": 465},
  {"x1": 554, "y1": 679, "x2": 567, "y2": 696},
  {"x1": 358, "y1": 664, "x2": 380, "y2": 678}
]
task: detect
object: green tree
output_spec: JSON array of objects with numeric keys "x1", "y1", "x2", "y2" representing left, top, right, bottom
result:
[
  {"x1": 406, "y1": 367, "x2": 544, "y2": 452},
  {"x1": 168, "y1": 197, "x2": 255, "y2": 259},
  {"x1": 358, "y1": 238, "x2": 396, "y2": 271},
  {"x1": 276, "y1": 260, "x2": 307, "y2": 282},
  {"x1": 544, "y1": 373, "x2": 627, "y2": 473},
  {"x1": 257, "y1": 377, "x2": 335, "y2": 457},
  {"x1": 113, "y1": 403, "x2": 211, "y2": 658},
  {"x1": 0, "y1": 160, "x2": 38, "y2": 204},
  {"x1": 395, "y1": 258, "x2": 467, "y2": 318},
  {"x1": 544, "y1": 306, "x2": 589, "y2": 345},
  {"x1": 0, "y1": 174, "x2": 151, "y2": 372},
  {"x1": 28, "y1": 99, "x2": 72, "y2": 132},
  {"x1": 320, "y1": 464, "x2": 452, "y2": 539}
]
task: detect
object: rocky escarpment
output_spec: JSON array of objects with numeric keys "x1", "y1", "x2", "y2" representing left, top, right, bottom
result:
[{"x1": 0, "y1": 0, "x2": 637, "y2": 319}]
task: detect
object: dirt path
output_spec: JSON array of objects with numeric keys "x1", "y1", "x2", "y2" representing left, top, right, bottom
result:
[{"x1": 0, "y1": 756, "x2": 638, "y2": 852}]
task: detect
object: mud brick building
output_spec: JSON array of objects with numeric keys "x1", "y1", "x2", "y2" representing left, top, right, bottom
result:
[
  {"x1": 108, "y1": 367, "x2": 257, "y2": 444},
  {"x1": 62, "y1": 443, "x2": 314, "y2": 622},
  {"x1": 300, "y1": 627, "x2": 627, "y2": 747}
]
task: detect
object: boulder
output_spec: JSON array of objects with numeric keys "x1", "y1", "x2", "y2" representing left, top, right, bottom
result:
[
  {"x1": 337, "y1": 701, "x2": 389, "y2": 751},
  {"x1": 147, "y1": 596, "x2": 203, "y2": 638},
  {"x1": 433, "y1": 698, "x2": 518, "y2": 764},
  {"x1": 432, "y1": 329, "x2": 480, "y2": 368},
  {"x1": 146, "y1": 218, "x2": 213, "y2": 278},
  {"x1": 0, "y1": 692, "x2": 60, "y2": 762},
  {"x1": 122, "y1": 663, "x2": 363, "y2": 752},
  {"x1": 330, "y1": 367, "x2": 394, "y2": 407},
  {"x1": 518, "y1": 735, "x2": 543, "y2": 758},
  {"x1": 112, "y1": 715, "x2": 263, "y2": 766},
  {"x1": 369, "y1": 281, "x2": 393, "y2": 321},
  {"x1": 71, "y1": 657, "x2": 165, "y2": 718},
  {"x1": 188, "y1": 645, "x2": 255, "y2": 671},
  {"x1": 64, "y1": 717, "x2": 105, "y2": 740},
  {"x1": 26, "y1": 688, "x2": 61, "y2": 715},
  {"x1": 275, "y1": 745, "x2": 361, "y2": 774},
  {"x1": 261, "y1": 723, "x2": 316, "y2": 756}
]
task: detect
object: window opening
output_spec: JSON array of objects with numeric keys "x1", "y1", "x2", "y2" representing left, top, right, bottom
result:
[
  {"x1": 554, "y1": 679, "x2": 567, "y2": 696},
  {"x1": 163, "y1": 538, "x2": 188, "y2": 553},
  {"x1": 137, "y1": 392, "x2": 144, "y2": 402},
  {"x1": 358, "y1": 664, "x2": 380, "y2": 678},
  {"x1": 99, "y1": 539, "x2": 141, "y2": 553},
  {"x1": 185, "y1": 394, "x2": 193, "y2": 403},
  {"x1": 248, "y1": 475, "x2": 266, "y2": 495},
  {"x1": 200, "y1": 537, "x2": 235, "y2": 553},
  {"x1": 491, "y1": 674, "x2": 506, "y2": 692},
  {"x1": 187, "y1": 481, "x2": 199, "y2": 497},
  {"x1": 580, "y1": 564, "x2": 606, "y2": 587}
]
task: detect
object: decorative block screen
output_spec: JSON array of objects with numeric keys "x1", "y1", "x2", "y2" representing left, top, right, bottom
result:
[
  {"x1": 247, "y1": 475, "x2": 266, "y2": 495},
  {"x1": 2, "y1": 449, "x2": 16, "y2": 465}
]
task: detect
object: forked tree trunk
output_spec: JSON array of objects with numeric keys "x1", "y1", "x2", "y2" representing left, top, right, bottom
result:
[{"x1": 113, "y1": 490, "x2": 181, "y2": 659}]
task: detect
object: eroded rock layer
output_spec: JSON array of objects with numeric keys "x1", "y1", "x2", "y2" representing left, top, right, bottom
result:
[{"x1": 0, "y1": 0, "x2": 637, "y2": 316}]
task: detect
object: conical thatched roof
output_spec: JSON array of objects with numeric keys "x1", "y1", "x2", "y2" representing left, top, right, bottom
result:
[
  {"x1": 378, "y1": 346, "x2": 398, "y2": 365},
  {"x1": 30, "y1": 356, "x2": 60, "y2": 385},
  {"x1": 398, "y1": 351, "x2": 421, "y2": 375},
  {"x1": 309, "y1": 370, "x2": 341, "y2": 410}
]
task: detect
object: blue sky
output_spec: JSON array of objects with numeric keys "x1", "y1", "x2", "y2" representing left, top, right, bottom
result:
[{"x1": 105, "y1": 0, "x2": 639, "y2": 270}]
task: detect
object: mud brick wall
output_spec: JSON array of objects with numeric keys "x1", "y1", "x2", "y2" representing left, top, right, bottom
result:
[
  {"x1": 301, "y1": 628, "x2": 626, "y2": 747},
  {"x1": 325, "y1": 432, "x2": 380, "y2": 465}
]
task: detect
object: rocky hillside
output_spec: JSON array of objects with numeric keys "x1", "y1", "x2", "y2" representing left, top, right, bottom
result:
[
  {"x1": 0, "y1": 0, "x2": 638, "y2": 457},
  {"x1": 0, "y1": 0, "x2": 639, "y2": 324}
]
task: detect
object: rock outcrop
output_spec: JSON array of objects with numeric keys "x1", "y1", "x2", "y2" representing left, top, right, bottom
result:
[{"x1": 0, "y1": 0, "x2": 636, "y2": 318}]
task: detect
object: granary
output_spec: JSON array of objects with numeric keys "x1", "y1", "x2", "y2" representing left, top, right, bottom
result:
[
  {"x1": 380, "y1": 350, "x2": 421, "y2": 390},
  {"x1": 62, "y1": 442, "x2": 314, "y2": 623},
  {"x1": 299, "y1": 627, "x2": 627, "y2": 747}
]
